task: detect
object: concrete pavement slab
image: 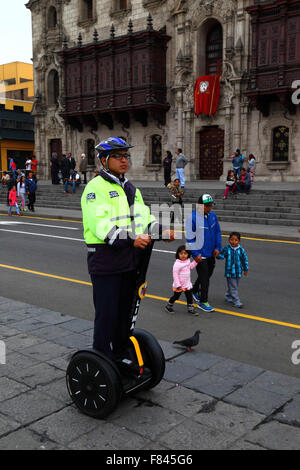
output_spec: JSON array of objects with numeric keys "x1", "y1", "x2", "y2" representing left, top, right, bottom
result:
[
  {"x1": 193, "y1": 401, "x2": 265, "y2": 437},
  {"x1": 68, "y1": 421, "x2": 151, "y2": 450},
  {"x1": 159, "y1": 418, "x2": 237, "y2": 450},
  {"x1": 244, "y1": 420, "x2": 300, "y2": 450},
  {"x1": 0, "y1": 390, "x2": 65, "y2": 426},
  {"x1": 275, "y1": 393, "x2": 300, "y2": 427},
  {"x1": 0, "y1": 296, "x2": 300, "y2": 449},
  {"x1": 224, "y1": 383, "x2": 292, "y2": 415}
]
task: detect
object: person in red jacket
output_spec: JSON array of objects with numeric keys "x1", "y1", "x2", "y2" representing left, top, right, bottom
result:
[
  {"x1": 8, "y1": 185, "x2": 21, "y2": 216},
  {"x1": 31, "y1": 157, "x2": 38, "y2": 176}
]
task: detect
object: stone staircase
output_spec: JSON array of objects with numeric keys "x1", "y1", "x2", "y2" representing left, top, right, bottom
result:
[{"x1": 1, "y1": 183, "x2": 300, "y2": 227}]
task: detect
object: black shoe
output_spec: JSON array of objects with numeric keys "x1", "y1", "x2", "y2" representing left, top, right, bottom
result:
[{"x1": 165, "y1": 303, "x2": 175, "y2": 314}]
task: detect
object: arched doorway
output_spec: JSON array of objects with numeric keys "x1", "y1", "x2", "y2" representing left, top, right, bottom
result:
[{"x1": 199, "y1": 127, "x2": 224, "y2": 179}]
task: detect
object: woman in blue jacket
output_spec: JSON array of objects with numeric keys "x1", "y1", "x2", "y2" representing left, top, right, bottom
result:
[{"x1": 185, "y1": 194, "x2": 221, "y2": 312}]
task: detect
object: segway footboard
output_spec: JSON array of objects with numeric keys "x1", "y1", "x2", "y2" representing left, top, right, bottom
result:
[{"x1": 66, "y1": 349, "x2": 122, "y2": 419}]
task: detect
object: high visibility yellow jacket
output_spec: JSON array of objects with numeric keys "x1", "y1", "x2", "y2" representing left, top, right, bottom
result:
[{"x1": 81, "y1": 170, "x2": 158, "y2": 275}]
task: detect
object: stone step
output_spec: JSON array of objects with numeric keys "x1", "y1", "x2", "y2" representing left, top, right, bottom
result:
[
  {"x1": 214, "y1": 209, "x2": 300, "y2": 221},
  {"x1": 217, "y1": 215, "x2": 300, "y2": 226}
]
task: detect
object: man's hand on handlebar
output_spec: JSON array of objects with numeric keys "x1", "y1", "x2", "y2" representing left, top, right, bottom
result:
[{"x1": 134, "y1": 234, "x2": 152, "y2": 249}]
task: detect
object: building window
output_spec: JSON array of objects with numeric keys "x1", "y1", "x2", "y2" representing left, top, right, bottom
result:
[
  {"x1": 112, "y1": 0, "x2": 127, "y2": 11},
  {"x1": 81, "y1": 0, "x2": 94, "y2": 20},
  {"x1": 151, "y1": 135, "x2": 162, "y2": 164},
  {"x1": 206, "y1": 24, "x2": 223, "y2": 75},
  {"x1": 48, "y1": 6, "x2": 57, "y2": 29},
  {"x1": 4, "y1": 78, "x2": 16, "y2": 86},
  {"x1": 272, "y1": 126, "x2": 289, "y2": 161},
  {"x1": 48, "y1": 69, "x2": 59, "y2": 105},
  {"x1": 86, "y1": 139, "x2": 95, "y2": 165}
]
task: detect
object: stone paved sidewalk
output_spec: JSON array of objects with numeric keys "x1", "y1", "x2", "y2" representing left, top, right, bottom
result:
[{"x1": 0, "y1": 296, "x2": 300, "y2": 450}]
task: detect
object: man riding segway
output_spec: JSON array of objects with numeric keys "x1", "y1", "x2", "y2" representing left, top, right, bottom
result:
[{"x1": 67, "y1": 138, "x2": 175, "y2": 417}]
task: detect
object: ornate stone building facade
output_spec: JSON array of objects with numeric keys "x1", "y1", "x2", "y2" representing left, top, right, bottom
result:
[{"x1": 26, "y1": 0, "x2": 300, "y2": 181}]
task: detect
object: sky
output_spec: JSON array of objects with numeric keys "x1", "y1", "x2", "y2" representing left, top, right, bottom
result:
[{"x1": 0, "y1": 0, "x2": 32, "y2": 64}]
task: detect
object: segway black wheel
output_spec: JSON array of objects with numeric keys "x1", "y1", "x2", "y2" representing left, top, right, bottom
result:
[
  {"x1": 132, "y1": 328, "x2": 165, "y2": 390},
  {"x1": 66, "y1": 351, "x2": 122, "y2": 419}
]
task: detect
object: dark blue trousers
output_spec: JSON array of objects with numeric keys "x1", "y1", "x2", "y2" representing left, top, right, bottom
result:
[{"x1": 91, "y1": 270, "x2": 137, "y2": 359}]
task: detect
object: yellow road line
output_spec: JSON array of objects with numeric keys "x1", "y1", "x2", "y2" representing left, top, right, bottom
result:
[
  {"x1": 0, "y1": 264, "x2": 91, "y2": 286},
  {"x1": 145, "y1": 294, "x2": 300, "y2": 331},
  {"x1": 0, "y1": 212, "x2": 81, "y2": 224},
  {"x1": 0, "y1": 262, "x2": 300, "y2": 331}
]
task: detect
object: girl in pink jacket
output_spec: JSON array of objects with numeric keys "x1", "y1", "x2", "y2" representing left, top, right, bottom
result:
[
  {"x1": 165, "y1": 245, "x2": 198, "y2": 315},
  {"x1": 8, "y1": 185, "x2": 21, "y2": 216}
]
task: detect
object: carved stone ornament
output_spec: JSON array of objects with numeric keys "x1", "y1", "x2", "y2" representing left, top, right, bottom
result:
[
  {"x1": 191, "y1": 0, "x2": 237, "y2": 28},
  {"x1": 183, "y1": 82, "x2": 194, "y2": 110},
  {"x1": 168, "y1": 0, "x2": 186, "y2": 15}
]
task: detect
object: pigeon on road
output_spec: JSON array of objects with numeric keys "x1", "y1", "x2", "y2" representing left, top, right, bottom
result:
[{"x1": 173, "y1": 330, "x2": 201, "y2": 352}]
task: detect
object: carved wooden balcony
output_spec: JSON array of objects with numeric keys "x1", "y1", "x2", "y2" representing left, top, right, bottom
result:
[
  {"x1": 58, "y1": 19, "x2": 170, "y2": 130},
  {"x1": 245, "y1": 0, "x2": 300, "y2": 116}
]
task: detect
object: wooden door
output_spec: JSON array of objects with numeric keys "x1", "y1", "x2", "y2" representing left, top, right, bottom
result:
[
  {"x1": 50, "y1": 139, "x2": 62, "y2": 158},
  {"x1": 199, "y1": 127, "x2": 224, "y2": 179}
]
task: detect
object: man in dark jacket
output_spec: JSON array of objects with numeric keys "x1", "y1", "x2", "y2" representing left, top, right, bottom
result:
[
  {"x1": 25, "y1": 172, "x2": 37, "y2": 212},
  {"x1": 50, "y1": 152, "x2": 60, "y2": 184},
  {"x1": 61, "y1": 153, "x2": 76, "y2": 180},
  {"x1": 163, "y1": 151, "x2": 172, "y2": 187}
]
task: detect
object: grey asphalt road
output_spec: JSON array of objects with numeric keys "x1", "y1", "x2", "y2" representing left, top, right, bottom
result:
[{"x1": 0, "y1": 213, "x2": 300, "y2": 378}]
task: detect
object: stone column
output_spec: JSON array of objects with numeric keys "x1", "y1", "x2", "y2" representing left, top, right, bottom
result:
[{"x1": 175, "y1": 88, "x2": 184, "y2": 149}]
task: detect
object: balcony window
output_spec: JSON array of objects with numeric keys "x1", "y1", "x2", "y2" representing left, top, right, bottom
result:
[
  {"x1": 151, "y1": 135, "x2": 162, "y2": 164},
  {"x1": 272, "y1": 126, "x2": 289, "y2": 161},
  {"x1": 48, "y1": 6, "x2": 57, "y2": 29},
  {"x1": 81, "y1": 0, "x2": 94, "y2": 20},
  {"x1": 206, "y1": 23, "x2": 223, "y2": 75},
  {"x1": 48, "y1": 69, "x2": 59, "y2": 105}
]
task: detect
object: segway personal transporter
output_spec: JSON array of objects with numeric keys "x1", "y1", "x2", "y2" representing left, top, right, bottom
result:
[{"x1": 66, "y1": 241, "x2": 165, "y2": 419}]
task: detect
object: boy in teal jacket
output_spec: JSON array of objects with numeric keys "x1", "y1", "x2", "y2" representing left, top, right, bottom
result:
[{"x1": 218, "y1": 232, "x2": 248, "y2": 308}]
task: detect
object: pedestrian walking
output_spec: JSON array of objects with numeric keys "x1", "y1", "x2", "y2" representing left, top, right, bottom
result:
[
  {"x1": 223, "y1": 170, "x2": 236, "y2": 199},
  {"x1": 25, "y1": 171, "x2": 37, "y2": 212},
  {"x1": 186, "y1": 193, "x2": 222, "y2": 312},
  {"x1": 6, "y1": 173, "x2": 16, "y2": 205},
  {"x1": 9, "y1": 158, "x2": 17, "y2": 180},
  {"x1": 81, "y1": 136, "x2": 174, "y2": 362},
  {"x1": 163, "y1": 151, "x2": 173, "y2": 187},
  {"x1": 61, "y1": 153, "x2": 76, "y2": 181},
  {"x1": 247, "y1": 154, "x2": 256, "y2": 184},
  {"x1": 175, "y1": 148, "x2": 188, "y2": 188},
  {"x1": 79, "y1": 153, "x2": 88, "y2": 184},
  {"x1": 31, "y1": 156, "x2": 38, "y2": 177},
  {"x1": 168, "y1": 178, "x2": 184, "y2": 226},
  {"x1": 17, "y1": 175, "x2": 27, "y2": 212},
  {"x1": 25, "y1": 157, "x2": 32, "y2": 176},
  {"x1": 165, "y1": 245, "x2": 198, "y2": 316},
  {"x1": 232, "y1": 149, "x2": 245, "y2": 179},
  {"x1": 8, "y1": 184, "x2": 21, "y2": 216},
  {"x1": 50, "y1": 152, "x2": 60, "y2": 184},
  {"x1": 217, "y1": 232, "x2": 248, "y2": 308}
]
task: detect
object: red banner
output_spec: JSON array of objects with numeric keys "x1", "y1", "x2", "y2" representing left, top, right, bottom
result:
[{"x1": 193, "y1": 75, "x2": 221, "y2": 117}]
